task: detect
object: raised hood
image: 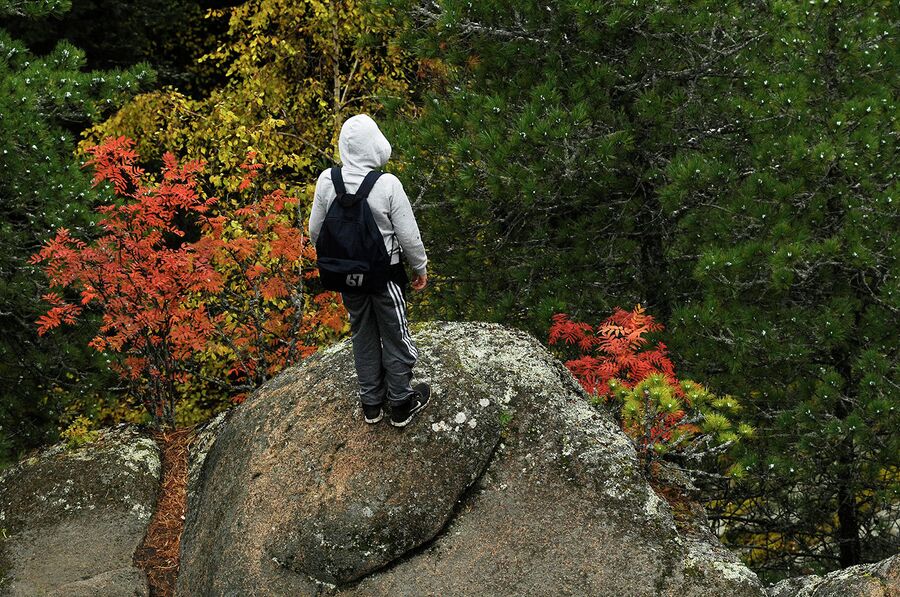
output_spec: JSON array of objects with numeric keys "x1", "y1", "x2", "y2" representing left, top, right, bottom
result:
[{"x1": 338, "y1": 113, "x2": 392, "y2": 171}]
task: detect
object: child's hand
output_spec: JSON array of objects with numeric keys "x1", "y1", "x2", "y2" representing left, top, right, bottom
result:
[{"x1": 411, "y1": 273, "x2": 428, "y2": 291}]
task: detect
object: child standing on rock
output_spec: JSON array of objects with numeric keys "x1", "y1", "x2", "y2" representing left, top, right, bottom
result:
[{"x1": 308, "y1": 113, "x2": 431, "y2": 427}]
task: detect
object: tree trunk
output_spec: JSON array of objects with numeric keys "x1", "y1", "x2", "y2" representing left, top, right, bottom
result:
[
  {"x1": 635, "y1": 179, "x2": 672, "y2": 322},
  {"x1": 832, "y1": 291, "x2": 864, "y2": 567},
  {"x1": 823, "y1": 6, "x2": 862, "y2": 567},
  {"x1": 836, "y1": 445, "x2": 862, "y2": 566},
  {"x1": 331, "y1": 0, "x2": 342, "y2": 151}
]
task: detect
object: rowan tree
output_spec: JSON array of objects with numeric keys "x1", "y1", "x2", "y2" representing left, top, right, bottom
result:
[
  {"x1": 550, "y1": 305, "x2": 751, "y2": 470},
  {"x1": 31, "y1": 137, "x2": 344, "y2": 428},
  {"x1": 188, "y1": 151, "x2": 346, "y2": 404}
]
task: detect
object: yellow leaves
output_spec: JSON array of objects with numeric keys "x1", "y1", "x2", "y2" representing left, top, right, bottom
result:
[
  {"x1": 79, "y1": 90, "x2": 198, "y2": 163},
  {"x1": 220, "y1": 109, "x2": 239, "y2": 125},
  {"x1": 90, "y1": 0, "x2": 416, "y2": 210},
  {"x1": 59, "y1": 416, "x2": 101, "y2": 450},
  {"x1": 77, "y1": 0, "x2": 414, "y2": 413}
]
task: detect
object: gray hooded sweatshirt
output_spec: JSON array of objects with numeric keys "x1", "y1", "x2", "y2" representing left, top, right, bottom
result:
[{"x1": 308, "y1": 114, "x2": 428, "y2": 277}]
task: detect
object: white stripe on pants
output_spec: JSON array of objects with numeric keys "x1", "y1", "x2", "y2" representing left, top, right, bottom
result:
[{"x1": 341, "y1": 283, "x2": 418, "y2": 406}]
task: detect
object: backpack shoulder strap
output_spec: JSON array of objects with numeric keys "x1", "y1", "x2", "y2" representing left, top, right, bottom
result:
[
  {"x1": 330, "y1": 166, "x2": 346, "y2": 196},
  {"x1": 355, "y1": 171, "x2": 383, "y2": 200}
]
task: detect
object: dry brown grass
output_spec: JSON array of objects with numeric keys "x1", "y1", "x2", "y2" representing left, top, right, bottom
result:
[{"x1": 133, "y1": 427, "x2": 195, "y2": 597}]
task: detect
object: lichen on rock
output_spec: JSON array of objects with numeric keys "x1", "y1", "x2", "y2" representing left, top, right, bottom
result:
[
  {"x1": 177, "y1": 322, "x2": 767, "y2": 596},
  {"x1": 0, "y1": 425, "x2": 159, "y2": 596},
  {"x1": 767, "y1": 553, "x2": 900, "y2": 597}
]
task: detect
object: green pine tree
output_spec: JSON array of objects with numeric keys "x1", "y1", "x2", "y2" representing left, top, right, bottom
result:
[
  {"x1": 2, "y1": 0, "x2": 226, "y2": 94},
  {"x1": 376, "y1": 1, "x2": 756, "y2": 331},
  {"x1": 662, "y1": 0, "x2": 898, "y2": 578},
  {"x1": 0, "y1": 0, "x2": 154, "y2": 465},
  {"x1": 375, "y1": 0, "x2": 897, "y2": 577}
]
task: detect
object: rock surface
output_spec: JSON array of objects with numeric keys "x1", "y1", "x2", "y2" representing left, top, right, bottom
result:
[
  {"x1": 0, "y1": 426, "x2": 159, "y2": 596},
  {"x1": 767, "y1": 554, "x2": 900, "y2": 597},
  {"x1": 178, "y1": 321, "x2": 766, "y2": 596}
]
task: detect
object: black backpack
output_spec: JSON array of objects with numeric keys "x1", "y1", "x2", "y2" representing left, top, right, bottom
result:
[{"x1": 315, "y1": 167, "x2": 393, "y2": 293}]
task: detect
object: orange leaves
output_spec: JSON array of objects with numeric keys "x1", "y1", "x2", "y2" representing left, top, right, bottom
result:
[
  {"x1": 269, "y1": 225, "x2": 304, "y2": 261},
  {"x1": 170, "y1": 146, "x2": 346, "y2": 393},
  {"x1": 161, "y1": 150, "x2": 205, "y2": 184},
  {"x1": 549, "y1": 304, "x2": 680, "y2": 400},
  {"x1": 35, "y1": 293, "x2": 83, "y2": 335},
  {"x1": 596, "y1": 302, "x2": 663, "y2": 353},
  {"x1": 244, "y1": 263, "x2": 268, "y2": 281},
  {"x1": 85, "y1": 136, "x2": 144, "y2": 195},
  {"x1": 548, "y1": 313, "x2": 593, "y2": 346},
  {"x1": 228, "y1": 237, "x2": 257, "y2": 260},
  {"x1": 309, "y1": 292, "x2": 347, "y2": 335},
  {"x1": 237, "y1": 150, "x2": 263, "y2": 191},
  {"x1": 123, "y1": 356, "x2": 148, "y2": 380},
  {"x1": 260, "y1": 277, "x2": 289, "y2": 300},
  {"x1": 80, "y1": 286, "x2": 100, "y2": 305},
  {"x1": 31, "y1": 138, "x2": 344, "y2": 426},
  {"x1": 549, "y1": 305, "x2": 744, "y2": 464}
]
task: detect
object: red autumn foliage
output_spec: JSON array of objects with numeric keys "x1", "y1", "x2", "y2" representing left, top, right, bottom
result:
[
  {"x1": 547, "y1": 304, "x2": 739, "y2": 465},
  {"x1": 193, "y1": 162, "x2": 345, "y2": 399},
  {"x1": 551, "y1": 305, "x2": 744, "y2": 466},
  {"x1": 549, "y1": 303, "x2": 680, "y2": 399},
  {"x1": 30, "y1": 136, "x2": 344, "y2": 426}
]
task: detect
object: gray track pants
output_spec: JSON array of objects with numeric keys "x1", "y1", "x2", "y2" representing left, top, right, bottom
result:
[{"x1": 341, "y1": 280, "x2": 419, "y2": 406}]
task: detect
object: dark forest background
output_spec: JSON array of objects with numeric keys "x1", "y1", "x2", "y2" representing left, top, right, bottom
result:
[{"x1": 1, "y1": 0, "x2": 896, "y2": 582}]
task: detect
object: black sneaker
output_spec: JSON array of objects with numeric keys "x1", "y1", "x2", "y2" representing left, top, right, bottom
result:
[
  {"x1": 390, "y1": 383, "x2": 431, "y2": 428},
  {"x1": 363, "y1": 403, "x2": 383, "y2": 424}
]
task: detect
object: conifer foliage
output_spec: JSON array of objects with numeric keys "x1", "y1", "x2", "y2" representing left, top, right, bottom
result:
[
  {"x1": 659, "y1": 1, "x2": 899, "y2": 576},
  {"x1": 0, "y1": 0, "x2": 152, "y2": 462},
  {"x1": 379, "y1": 0, "x2": 897, "y2": 577}
]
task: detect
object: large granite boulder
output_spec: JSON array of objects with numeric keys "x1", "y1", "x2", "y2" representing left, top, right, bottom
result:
[
  {"x1": 0, "y1": 426, "x2": 160, "y2": 596},
  {"x1": 767, "y1": 554, "x2": 900, "y2": 597},
  {"x1": 178, "y1": 321, "x2": 765, "y2": 596}
]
